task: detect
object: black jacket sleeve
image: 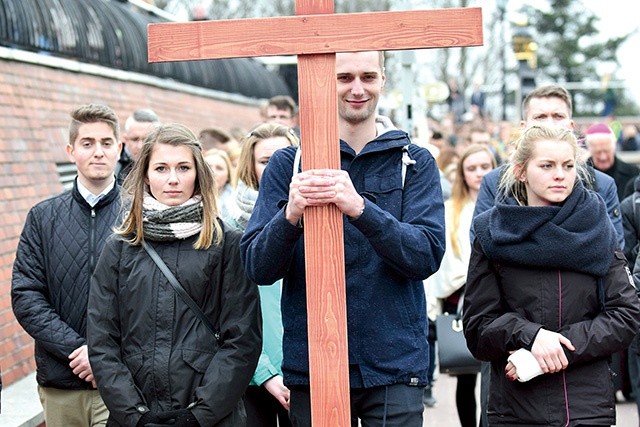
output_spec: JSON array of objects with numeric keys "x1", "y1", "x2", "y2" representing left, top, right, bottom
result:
[
  {"x1": 190, "y1": 229, "x2": 262, "y2": 425},
  {"x1": 12, "y1": 207, "x2": 85, "y2": 361},
  {"x1": 560, "y1": 251, "x2": 640, "y2": 364}
]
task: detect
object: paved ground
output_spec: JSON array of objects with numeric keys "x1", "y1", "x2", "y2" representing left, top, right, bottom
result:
[
  {"x1": 423, "y1": 372, "x2": 638, "y2": 427},
  {"x1": 3, "y1": 371, "x2": 637, "y2": 426}
]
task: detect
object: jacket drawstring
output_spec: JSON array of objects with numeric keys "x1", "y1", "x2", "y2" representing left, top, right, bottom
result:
[{"x1": 382, "y1": 385, "x2": 389, "y2": 427}]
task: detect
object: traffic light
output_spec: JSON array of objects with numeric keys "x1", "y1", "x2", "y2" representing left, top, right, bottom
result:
[
  {"x1": 512, "y1": 28, "x2": 538, "y2": 106},
  {"x1": 512, "y1": 32, "x2": 538, "y2": 70}
]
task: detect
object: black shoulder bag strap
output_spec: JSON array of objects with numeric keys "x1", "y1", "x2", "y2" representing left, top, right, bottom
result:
[{"x1": 142, "y1": 241, "x2": 220, "y2": 343}]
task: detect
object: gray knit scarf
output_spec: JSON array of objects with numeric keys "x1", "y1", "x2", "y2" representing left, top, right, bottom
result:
[
  {"x1": 233, "y1": 180, "x2": 258, "y2": 231},
  {"x1": 142, "y1": 193, "x2": 203, "y2": 241}
]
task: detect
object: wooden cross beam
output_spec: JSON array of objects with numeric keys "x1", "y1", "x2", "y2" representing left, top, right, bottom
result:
[{"x1": 148, "y1": 3, "x2": 482, "y2": 426}]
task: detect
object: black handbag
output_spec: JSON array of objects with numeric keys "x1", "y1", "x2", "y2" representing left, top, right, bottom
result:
[{"x1": 435, "y1": 294, "x2": 481, "y2": 375}]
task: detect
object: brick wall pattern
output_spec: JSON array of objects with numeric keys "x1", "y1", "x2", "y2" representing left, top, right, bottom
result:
[{"x1": 0, "y1": 58, "x2": 263, "y2": 387}]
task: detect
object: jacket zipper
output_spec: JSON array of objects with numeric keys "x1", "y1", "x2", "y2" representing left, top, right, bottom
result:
[
  {"x1": 89, "y1": 208, "x2": 96, "y2": 272},
  {"x1": 559, "y1": 270, "x2": 570, "y2": 427}
]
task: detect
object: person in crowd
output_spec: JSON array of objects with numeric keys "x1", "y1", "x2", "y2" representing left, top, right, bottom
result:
[
  {"x1": 472, "y1": 84, "x2": 624, "y2": 427},
  {"x1": 241, "y1": 50, "x2": 445, "y2": 427},
  {"x1": 468, "y1": 126, "x2": 504, "y2": 165},
  {"x1": 585, "y1": 124, "x2": 639, "y2": 403},
  {"x1": 585, "y1": 121, "x2": 639, "y2": 201},
  {"x1": 232, "y1": 122, "x2": 298, "y2": 427},
  {"x1": 630, "y1": 246, "x2": 640, "y2": 419},
  {"x1": 87, "y1": 123, "x2": 261, "y2": 427},
  {"x1": 204, "y1": 148, "x2": 236, "y2": 222},
  {"x1": 469, "y1": 80, "x2": 486, "y2": 119},
  {"x1": 473, "y1": 85, "x2": 623, "y2": 253},
  {"x1": 622, "y1": 177, "x2": 640, "y2": 279},
  {"x1": 117, "y1": 108, "x2": 160, "y2": 184},
  {"x1": 199, "y1": 126, "x2": 239, "y2": 153},
  {"x1": 620, "y1": 177, "x2": 640, "y2": 417},
  {"x1": 446, "y1": 78, "x2": 465, "y2": 124},
  {"x1": 464, "y1": 125, "x2": 640, "y2": 426},
  {"x1": 426, "y1": 130, "x2": 453, "y2": 200},
  {"x1": 436, "y1": 147, "x2": 460, "y2": 189},
  {"x1": 619, "y1": 124, "x2": 640, "y2": 152},
  {"x1": 425, "y1": 144, "x2": 496, "y2": 425},
  {"x1": 260, "y1": 95, "x2": 298, "y2": 130},
  {"x1": 11, "y1": 103, "x2": 123, "y2": 426}
]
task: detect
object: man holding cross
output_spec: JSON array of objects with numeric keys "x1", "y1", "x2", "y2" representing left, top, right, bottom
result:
[{"x1": 241, "y1": 50, "x2": 446, "y2": 426}]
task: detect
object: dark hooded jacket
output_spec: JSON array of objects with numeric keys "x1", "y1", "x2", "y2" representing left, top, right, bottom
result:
[
  {"x1": 241, "y1": 129, "x2": 445, "y2": 388},
  {"x1": 464, "y1": 181, "x2": 640, "y2": 426}
]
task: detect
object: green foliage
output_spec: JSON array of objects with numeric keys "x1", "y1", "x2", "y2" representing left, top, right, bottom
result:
[{"x1": 521, "y1": 0, "x2": 637, "y2": 116}]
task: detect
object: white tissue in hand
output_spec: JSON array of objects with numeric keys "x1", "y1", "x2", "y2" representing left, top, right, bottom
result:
[{"x1": 508, "y1": 349, "x2": 544, "y2": 382}]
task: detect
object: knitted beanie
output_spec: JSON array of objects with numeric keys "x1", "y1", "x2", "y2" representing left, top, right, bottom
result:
[{"x1": 585, "y1": 122, "x2": 613, "y2": 136}]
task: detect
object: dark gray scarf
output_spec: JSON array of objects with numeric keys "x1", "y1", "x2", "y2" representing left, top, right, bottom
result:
[{"x1": 473, "y1": 181, "x2": 616, "y2": 277}]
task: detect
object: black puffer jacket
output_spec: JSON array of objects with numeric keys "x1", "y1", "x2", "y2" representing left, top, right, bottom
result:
[
  {"x1": 464, "y1": 183, "x2": 640, "y2": 426},
  {"x1": 87, "y1": 226, "x2": 261, "y2": 426},
  {"x1": 11, "y1": 180, "x2": 121, "y2": 389}
]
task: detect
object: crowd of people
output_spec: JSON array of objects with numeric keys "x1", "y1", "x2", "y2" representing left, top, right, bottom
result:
[{"x1": 8, "y1": 51, "x2": 640, "y2": 427}]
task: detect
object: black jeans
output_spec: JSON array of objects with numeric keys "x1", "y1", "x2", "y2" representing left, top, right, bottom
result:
[
  {"x1": 288, "y1": 384, "x2": 423, "y2": 427},
  {"x1": 245, "y1": 385, "x2": 292, "y2": 427},
  {"x1": 456, "y1": 373, "x2": 478, "y2": 427}
]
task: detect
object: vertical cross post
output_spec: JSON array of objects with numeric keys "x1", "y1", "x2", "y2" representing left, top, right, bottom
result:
[{"x1": 294, "y1": 2, "x2": 349, "y2": 424}]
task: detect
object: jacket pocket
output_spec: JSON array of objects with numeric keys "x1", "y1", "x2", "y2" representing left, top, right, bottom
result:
[
  {"x1": 123, "y1": 352, "x2": 145, "y2": 378},
  {"x1": 363, "y1": 173, "x2": 403, "y2": 218},
  {"x1": 182, "y1": 349, "x2": 215, "y2": 373}
]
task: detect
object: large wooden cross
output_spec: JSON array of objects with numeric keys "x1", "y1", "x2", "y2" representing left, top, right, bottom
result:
[{"x1": 148, "y1": 3, "x2": 482, "y2": 425}]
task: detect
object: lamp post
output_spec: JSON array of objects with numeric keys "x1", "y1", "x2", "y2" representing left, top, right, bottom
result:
[{"x1": 496, "y1": 0, "x2": 508, "y2": 121}]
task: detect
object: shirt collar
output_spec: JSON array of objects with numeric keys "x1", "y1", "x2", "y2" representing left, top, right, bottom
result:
[{"x1": 77, "y1": 178, "x2": 115, "y2": 207}]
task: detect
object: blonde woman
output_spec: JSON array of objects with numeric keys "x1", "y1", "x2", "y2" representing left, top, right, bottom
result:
[
  {"x1": 232, "y1": 122, "x2": 298, "y2": 427},
  {"x1": 426, "y1": 144, "x2": 496, "y2": 427},
  {"x1": 464, "y1": 125, "x2": 640, "y2": 426},
  {"x1": 204, "y1": 148, "x2": 236, "y2": 222}
]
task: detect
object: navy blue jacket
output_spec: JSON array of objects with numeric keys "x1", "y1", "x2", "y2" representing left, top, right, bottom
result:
[{"x1": 240, "y1": 130, "x2": 445, "y2": 388}]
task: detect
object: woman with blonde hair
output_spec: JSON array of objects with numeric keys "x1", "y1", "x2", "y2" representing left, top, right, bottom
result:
[
  {"x1": 204, "y1": 148, "x2": 236, "y2": 221},
  {"x1": 464, "y1": 125, "x2": 640, "y2": 426},
  {"x1": 232, "y1": 123, "x2": 299, "y2": 229},
  {"x1": 425, "y1": 143, "x2": 496, "y2": 426},
  {"x1": 232, "y1": 122, "x2": 298, "y2": 427},
  {"x1": 87, "y1": 123, "x2": 261, "y2": 427}
]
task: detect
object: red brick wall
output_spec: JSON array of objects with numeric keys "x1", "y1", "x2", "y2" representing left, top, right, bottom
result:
[{"x1": 0, "y1": 58, "x2": 263, "y2": 387}]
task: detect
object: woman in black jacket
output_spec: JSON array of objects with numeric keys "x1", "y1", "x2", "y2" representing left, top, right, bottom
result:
[
  {"x1": 87, "y1": 123, "x2": 261, "y2": 427},
  {"x1": 463, "y1": 125, "x2": 640, "y2": 426}
]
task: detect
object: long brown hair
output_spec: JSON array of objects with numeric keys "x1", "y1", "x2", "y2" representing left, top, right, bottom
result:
[
  {"x1": 449, "y1": 144, "x2": 496, "y2": 257},
  {"x1": 116, "y1": 123, "x2": 222, "y2": 248}
]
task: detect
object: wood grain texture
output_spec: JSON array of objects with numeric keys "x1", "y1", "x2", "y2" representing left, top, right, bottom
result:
[
  {"x1": 296, "y1": 2, "x2": 350, "y2": 426},
  {"x1": 297, "y1": 52, "x2": 350, "y2": 426},
  {"x1": 148, "y1": 8, "x2": 483, "y2": 62}
]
